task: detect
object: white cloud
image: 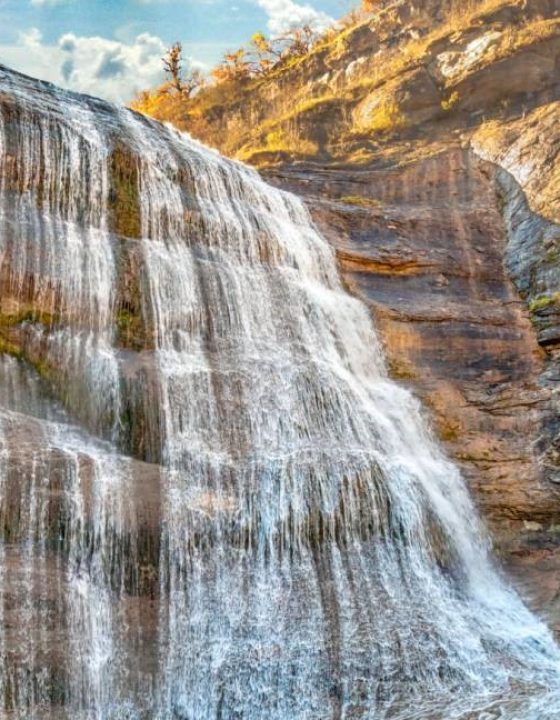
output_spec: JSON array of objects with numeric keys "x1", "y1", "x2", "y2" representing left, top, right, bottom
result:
[
  {"x1": 1, "y1": 28, "x2": 169, "y2": 104},
  {"x1": 19, "y1": 28, "x2": 43, "y2": 47},
  {"x1": 256, "y1": 0, "x2": 333, "y2": 35},
  {"x1": 57, "y1": 31, "x2": 167, "y2": 101}
]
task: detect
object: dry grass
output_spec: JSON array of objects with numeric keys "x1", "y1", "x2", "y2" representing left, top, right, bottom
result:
[
  {"x1": 441, "y1": 90, "x2": 460, "y2": 111},
  {"x1": 344, "y1": 1, "x2": 559, "y2": 102},
  {"x1": 368, "y1": 100, "x2": 405, "y2": 133},
  {"x1": 237, "y1": 127, "x2": 318, "y2": 163},
  {"x1": 445, "y1": 0, "x2": 511, "y2": 32},
  {"x1": 130, "y1": 0, "x2": 557, "y2": 167}
]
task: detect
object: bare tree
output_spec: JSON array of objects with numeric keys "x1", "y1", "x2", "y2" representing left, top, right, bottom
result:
[
  {"x1": 284, "y1": 24, "x2": 316, "y2": 58},
  {"x1": 251, "y1": 32, "x2": 282, "y2": 68},
  {"x1": 163, "y1": 42, "x2": 184, "y2": 92},
  {"x1": 162, "y1": 42, "x2": 205, "y2": 97}
]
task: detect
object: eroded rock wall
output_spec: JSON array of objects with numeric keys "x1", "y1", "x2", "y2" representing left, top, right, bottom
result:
[{"x1": 266, "y1": 148, "x2": 560, "y2": 631}]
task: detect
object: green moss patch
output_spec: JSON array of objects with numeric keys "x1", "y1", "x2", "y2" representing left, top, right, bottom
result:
[
  {"x1": 528, "y1": 292, "x2": 560, "y2": 313},
  {"x1": 340, "y1": 195, "x2": 382, "y2": 209}
]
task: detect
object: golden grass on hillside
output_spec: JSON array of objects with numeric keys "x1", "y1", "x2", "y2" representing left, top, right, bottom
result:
[
  {"x1": 368, "y1": 100, "x2": 405, "y2": 133},
  {"x1": 446, "y1": 0, "x2": 510, "y2": 31},
  {"x1": 441, "y1": 91, "x2": 460, "y2": 111},
  {"x1": 339, "y1": 1, "x2": 560, "y2": 112},
  {"x1": 237, "y1": 127, "x2": 319, "y2": 163},
  {"x1": 129, "y1": 0, "x2": 559, "y2": 167},
  {"x1": 131, "y1": 0, "x2": 536, "y2": 127}
]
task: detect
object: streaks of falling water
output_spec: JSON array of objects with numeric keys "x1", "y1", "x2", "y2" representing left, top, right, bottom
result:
[
  {"x1": 0, "y1": 71, "x2": 146, "y2": 718},
  {"x1": 0, "y1": 78, "x2": 120, "y2": 440},
  {"x1": 121, "y1": 114, "x2": 560, "y2": 718},
  {"x1": 0, "y1": 65, "x2": 560, "y2": 719},
  {"x1": 0, "y1": 388, "x2": 150, "y2": 719}
]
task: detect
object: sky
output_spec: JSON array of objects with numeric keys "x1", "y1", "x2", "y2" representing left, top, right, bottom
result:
[{"x1": 0, "y1": 0, "x2": 351, "y2": 104}]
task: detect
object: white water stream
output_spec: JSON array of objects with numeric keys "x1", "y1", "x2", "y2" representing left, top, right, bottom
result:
[{"x1": 0, "y1": 66, "x2": 559, "y2": 719}]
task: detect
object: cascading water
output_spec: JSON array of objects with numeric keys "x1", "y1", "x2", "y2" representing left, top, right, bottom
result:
[{"x1": 0, "y1": 65, "x2": 560, "y2": 719}]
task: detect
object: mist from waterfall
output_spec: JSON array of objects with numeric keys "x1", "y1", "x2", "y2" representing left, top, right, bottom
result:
[{"x1": 0, "y1": 66, "x2": 560, "y2": 719}]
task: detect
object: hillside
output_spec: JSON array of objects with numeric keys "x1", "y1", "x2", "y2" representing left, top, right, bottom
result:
[{"x1": 134, "y1": 0, "x2": 560, "y2": 168}]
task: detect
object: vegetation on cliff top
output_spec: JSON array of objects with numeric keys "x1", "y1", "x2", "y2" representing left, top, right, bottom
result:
[{"x1": 130, "y1": 0, "x2": 560, "y2": 166}]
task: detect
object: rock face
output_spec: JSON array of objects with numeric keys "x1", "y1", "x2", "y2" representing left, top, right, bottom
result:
[
  {"x1": 473, "y1": 102, "x2": 560, "y2": 350},
  {"x1": 265, "y1": 148, "x2": 560, "y2": 632}
]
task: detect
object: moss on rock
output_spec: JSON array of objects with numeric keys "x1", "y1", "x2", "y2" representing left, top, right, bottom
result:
[{"x1": 109, "y1": 144, "x2": 142, "y2": 240}]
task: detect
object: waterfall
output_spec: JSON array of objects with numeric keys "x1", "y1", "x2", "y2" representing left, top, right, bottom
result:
[{"x1": 0, "y1": 65, "x2": 560, "y2": 719}]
